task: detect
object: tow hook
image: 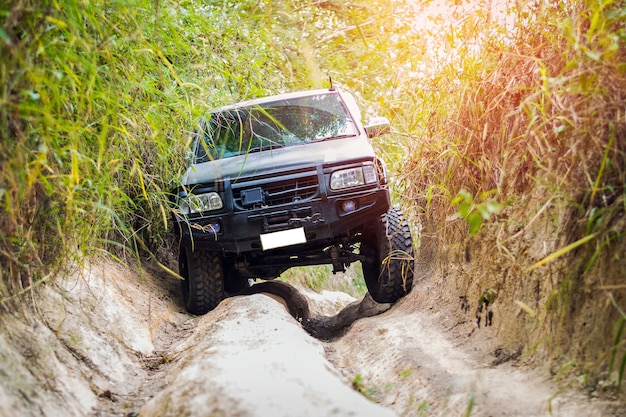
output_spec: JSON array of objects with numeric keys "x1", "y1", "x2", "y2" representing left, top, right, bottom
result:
[{"x1": 288, "y1": 213, "x2": 324, "y2": 227}]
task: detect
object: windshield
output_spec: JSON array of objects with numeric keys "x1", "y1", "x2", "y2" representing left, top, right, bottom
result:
[{"x1": 195, "y1": 92, "x2": 358, "y2": 162}]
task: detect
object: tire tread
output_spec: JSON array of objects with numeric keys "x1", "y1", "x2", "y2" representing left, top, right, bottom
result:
[
  {"x1": 362, "y1": 206, "x2": 414, "y2": 303},
  {"x1": 181, "y1": 247, "x2": 224, "y2": 315}
]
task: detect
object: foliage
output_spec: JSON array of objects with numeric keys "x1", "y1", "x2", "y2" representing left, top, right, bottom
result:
[
  {"x1": 280, "y1": 264, "x2": 367, "y2": 298},
  {"x1": 0, "y1": 0, "x2": 295, "y2": 305},
  {"x1": 352, "y1": 373, "x2": 391, "y2": 403},
  {"x1": 450, "y1": 189, "x2": 501, "y2": 235},
  {"x1": 395, "y1": 0, "x2": 626, "y2": 392}
]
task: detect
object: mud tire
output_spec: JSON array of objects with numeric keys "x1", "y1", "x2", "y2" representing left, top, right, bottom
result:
[
  {"x1": 179, "y1": 246, "x2": 224, "y2": 315},
  {"x1": 361, "y1": 206, "x2": 414, "y2": 303}
]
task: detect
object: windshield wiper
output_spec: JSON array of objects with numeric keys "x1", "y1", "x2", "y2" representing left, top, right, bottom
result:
[
  {"x1": 246, "y1": 143, "x2": 285, "y2": 154},
  {"x1": 314, "y1": 133, "x2": 357, "y2": 142}
]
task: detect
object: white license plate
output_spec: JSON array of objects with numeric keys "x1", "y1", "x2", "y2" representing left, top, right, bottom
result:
[{"x1": 260, "y1": 227, "x2": 306, "y2": 251}]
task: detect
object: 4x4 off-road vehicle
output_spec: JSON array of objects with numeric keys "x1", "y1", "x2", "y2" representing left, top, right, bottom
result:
[{"x1": 172, "y1": 87, "x2": 414, "y2": 315}]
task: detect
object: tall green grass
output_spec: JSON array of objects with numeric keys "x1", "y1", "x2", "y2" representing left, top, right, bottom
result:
[{"x1": 0, "y1": 0, "x2": 297, "y2": 307}]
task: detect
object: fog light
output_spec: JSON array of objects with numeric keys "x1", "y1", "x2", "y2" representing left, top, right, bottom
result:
[
  {"x1": 206, "y1": 222, "x2": 220, "y2": 234},
  {"x1": 342, "y1": 200, "x2": 357, "y2": 213}
]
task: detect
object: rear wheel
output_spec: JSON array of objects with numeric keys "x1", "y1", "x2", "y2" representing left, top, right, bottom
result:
[
  {"x1": 361, "y1": 206, "x2": 414, "y2": 303},
  {"x1": 179, "y1": 245, "x2": 225, "y2": 315}
]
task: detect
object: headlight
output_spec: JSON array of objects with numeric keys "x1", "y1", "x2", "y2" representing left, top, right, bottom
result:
[
  {"x1": 180, "y1": 192, "x2": 223, "y2": 214},
  {"x1": 330, "y1": 166, "x2": 378, "y2": 190}
]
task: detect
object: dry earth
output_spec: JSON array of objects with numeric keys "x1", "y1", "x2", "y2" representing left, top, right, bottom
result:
[{"x1": 0, "y1": 256, "x2": 624, "y2": 417}]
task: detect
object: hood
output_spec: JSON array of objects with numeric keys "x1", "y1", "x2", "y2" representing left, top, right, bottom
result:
[{"x1": 182, "y1": 135, "x2": 375, "y2": 185}]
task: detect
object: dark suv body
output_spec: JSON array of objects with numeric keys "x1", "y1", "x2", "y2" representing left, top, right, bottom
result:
[{"x1": 172, "y1": 88, "x2": 414, "y2": 314}]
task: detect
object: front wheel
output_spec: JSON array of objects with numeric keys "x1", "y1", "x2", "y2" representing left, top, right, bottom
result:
[
  {"x1": 179, "y1": 246, "x2": 225, "y2": 315},
  {"x1": 361, "y1": 206, "x2": 414, "y2": 303}
]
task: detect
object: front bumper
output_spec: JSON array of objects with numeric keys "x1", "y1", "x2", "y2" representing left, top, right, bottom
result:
[{"x1": 173, "y1": 187, "x2": 390, "y2": 254}]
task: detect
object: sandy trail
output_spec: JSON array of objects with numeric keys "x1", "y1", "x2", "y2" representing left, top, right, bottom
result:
[
  {"x1": 326, "y1": 299, "x2": 610, "y2": 417},
  {"x1": 0, "y1": 258, "x2": 621, "y2": 417}
]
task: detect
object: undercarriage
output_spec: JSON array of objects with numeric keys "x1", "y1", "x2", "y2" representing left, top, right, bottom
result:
[{"x1": 229, "y1": 240, "x2": 366, "y2": 280}]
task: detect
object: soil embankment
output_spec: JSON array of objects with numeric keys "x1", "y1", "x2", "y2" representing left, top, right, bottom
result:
[{"x1": 0, "y1": 257, "x2": 623, "y2": 416}]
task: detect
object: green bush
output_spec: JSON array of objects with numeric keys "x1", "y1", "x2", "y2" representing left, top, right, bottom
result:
[{"x1": 0, "y1": 0, "x2": 295, "y2": 304}]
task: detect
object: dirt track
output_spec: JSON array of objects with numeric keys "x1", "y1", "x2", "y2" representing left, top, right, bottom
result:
[{"x1": 0, "y1": 258, "x2": 622, "y2": 416}]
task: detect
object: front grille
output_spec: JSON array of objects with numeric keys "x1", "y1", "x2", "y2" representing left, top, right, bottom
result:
[{"x1": 232, "y1": 173, "x2": 319, "y2": 210}]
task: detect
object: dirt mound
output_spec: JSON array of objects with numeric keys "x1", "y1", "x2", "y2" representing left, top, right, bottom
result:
[{"x1": 140, "y1": 294, "x2": 396, "y2": 416}]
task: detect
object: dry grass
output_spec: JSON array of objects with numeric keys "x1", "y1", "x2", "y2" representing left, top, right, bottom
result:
[{"x1": 394, "y1": 1, "x2": 626, "y2": 392}]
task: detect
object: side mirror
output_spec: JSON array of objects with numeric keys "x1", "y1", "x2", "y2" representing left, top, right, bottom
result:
[{"x1": 364, "y1": 116, "x2": 390, "y2": 138}]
